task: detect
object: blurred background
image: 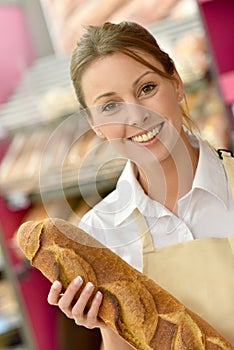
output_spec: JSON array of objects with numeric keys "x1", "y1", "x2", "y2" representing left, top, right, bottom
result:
[{"x1": 0, "y1": 0, "x2": 234, "y2": 349}]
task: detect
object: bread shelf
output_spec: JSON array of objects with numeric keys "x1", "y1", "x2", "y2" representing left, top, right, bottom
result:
[
  {"x1": 0, "y1": 54, "x2": 75, "y2": 137},
  {"x1": 149, "y1": 11, "x2": 203, "y2": 45},
  {"x1": 0, "y1": 226, "x2": 35, "y2": 350},
  {"x1": 0, "y1": 313, "x2": 22, "y2": 337}
]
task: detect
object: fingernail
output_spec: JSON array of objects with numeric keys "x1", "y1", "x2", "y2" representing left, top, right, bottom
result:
[
  {"x1": 86, "y1": 282, "x2": 94, "y2": 291},
  {"x1": 95, "y1": 291, "x2": 102, "y2": 300},
  {"x1": 74, "y1": 276, "x2": 83, "y2": 286},
  {"x1": 53, "y1": 281, "x2": 61, "y2": 289}
]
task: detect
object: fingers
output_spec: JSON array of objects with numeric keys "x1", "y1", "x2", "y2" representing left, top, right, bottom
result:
[
  {"x1": 47, "y1": 276, "x2": 104, "y2": 329},
  {"x1": 48, "y1": 276, "x2": 83, "y2": 316},
  {"x1": 71, "y1": 281, "x2": 94, "y2": 317},
  {"x1": 72, "y1": 285, "x2": 103, "y2": 328},
  {"x1": 47, "y1": 280, "x2": 63, "y2": 305},
  {"x1": 58, "y1": 276, "x2": 84, "y2": 318}
]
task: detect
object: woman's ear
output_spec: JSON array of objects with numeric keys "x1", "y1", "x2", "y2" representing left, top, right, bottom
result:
[
  {"x1": 81, "y1": 105, "x2": 107, "y2": 139},
  {"x1": 80, "y1": 109, "x2": 105, "y2": 138},
  {"x1": 93, "y1": 127, "x2": 106, "y2": 139},
  {"x1": 173, "y1": 69, "x2": 184, "y2": 102}
]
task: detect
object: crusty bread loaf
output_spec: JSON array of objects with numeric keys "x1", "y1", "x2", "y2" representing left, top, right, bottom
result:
[{"x1": 17, "y1": 218, "x2": 234, "y2": 350}]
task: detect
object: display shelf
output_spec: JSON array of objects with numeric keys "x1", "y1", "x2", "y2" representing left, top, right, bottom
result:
[
  {"x1": 219, "y1": 71, "x2": 234, "y2": 106},
  {"x1": 0, "y1": 157, "x2": 126, "y2": 207},
  {"x1": 0, "y1": 54, "x2": 75, "y2": 136},
  {"x1": 0, "y1": 313, "x2": 23, "y2": 346},
  {"x1": 149, "y1": 11, "x2": 202, "y2": 46},
  {"x1": 0, "y1": 226, "x2": 35, "y2": 350},
  {"x1": 0, "y1": 121, "x2": 126, "y2": 206}
]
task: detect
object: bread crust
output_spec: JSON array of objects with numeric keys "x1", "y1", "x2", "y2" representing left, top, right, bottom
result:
[{"x1": 17, "y1": 218, "x2": 234, "y2": 350}]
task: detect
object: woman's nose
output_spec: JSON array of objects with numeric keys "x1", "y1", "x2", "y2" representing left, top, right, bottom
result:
[{"x1": 124, "y1": 103, "x2": 150, "y2": 127}]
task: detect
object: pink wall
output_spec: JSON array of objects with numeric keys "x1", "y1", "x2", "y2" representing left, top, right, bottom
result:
[
  {"x1": 198, "y1": 0, "x2": 234, "y2": 74},
  {"x1": 198, "y1": 0, "x2": 234, "y2": 108},
  {"x1": 200, "y1": 0, "x2": 234, "y2": 73},
  {"x1": 0, "y1": 5, "x2": 35, "y2": 104}
]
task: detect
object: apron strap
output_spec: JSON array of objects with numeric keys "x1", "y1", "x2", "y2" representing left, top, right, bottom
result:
[
  {"x1": 217, "y1": 149, "x2": 234, "y2": 199},
  {"x1": 133, "y1": 208, "x2": 154, "y2": 253},
  {"x1": 228, "y1": 233, "x2": 234, "y2": 253}
]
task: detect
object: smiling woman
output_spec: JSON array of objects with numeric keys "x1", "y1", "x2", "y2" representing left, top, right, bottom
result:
[{"x1": 47, "y1": 21, "x2": 234, "y2": 349}]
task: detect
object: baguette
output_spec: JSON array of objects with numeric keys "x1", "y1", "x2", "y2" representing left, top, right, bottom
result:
[{"x1": 17, "y1": 218, "x2": 234, "y2": 350}]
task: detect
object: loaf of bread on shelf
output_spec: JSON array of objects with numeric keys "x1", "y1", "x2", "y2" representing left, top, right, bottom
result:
[{"x1": 17, "y1": 218, "x2": 234, "y2": 350}]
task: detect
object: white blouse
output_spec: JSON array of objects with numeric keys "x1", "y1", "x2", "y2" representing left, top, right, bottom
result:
[{"x1": 79, "y1": 138, "x2": 234, "y2": 271}]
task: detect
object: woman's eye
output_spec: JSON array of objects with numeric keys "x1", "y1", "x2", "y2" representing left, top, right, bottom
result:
[
  {"x1": 102, "y1": 102, "x2": 119, "y2": 112},
  {"x1": 141, "y1": 83, "x2": 156, "y2": 95},
  {"x1": 95, "y1": 101, "x2": 123, "y2": 118}
]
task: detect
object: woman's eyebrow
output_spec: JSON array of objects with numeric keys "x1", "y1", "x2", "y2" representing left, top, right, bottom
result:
[
  {"x1": 93, "y1": 91, "x2": 116, "y2": 104},
  {"x1": 133, "y1": 71, "x2": 154, "y2": 87}
]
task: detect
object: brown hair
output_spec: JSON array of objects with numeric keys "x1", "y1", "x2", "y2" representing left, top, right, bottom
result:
[
  {"x1": 70, "y1": 21, "x2": 194, "y2": 131},
  {"x1": 70, "y1": 21, "x2": 175, "y2": 108}
]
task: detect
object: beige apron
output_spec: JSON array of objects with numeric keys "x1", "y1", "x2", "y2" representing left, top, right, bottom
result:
[{"x1": 135, "y1": 150, "x2": 234, "y2": 345}]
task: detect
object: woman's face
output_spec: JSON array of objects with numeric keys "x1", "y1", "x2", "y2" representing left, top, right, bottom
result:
[{"x1": 81, "y1": 51, "x2": 184, "y2": 162}]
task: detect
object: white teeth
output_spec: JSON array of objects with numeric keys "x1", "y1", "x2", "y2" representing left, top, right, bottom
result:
[{"x1": 131, "y1": 125, "x2": 162, "y2": 143}]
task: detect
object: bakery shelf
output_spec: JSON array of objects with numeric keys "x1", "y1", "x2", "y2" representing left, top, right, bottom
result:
[
  {"x1": 0, "y1": 117, "x2": 126, "y2": 205},
  {"x1": 0, "y1": 156, "x2": 126, "y2": 206},
  {"x1": 0, "y1": 225, "x2": 35, "y2": 349},
  {"x1": 0, "y1": 313, "x2": 22, "y2": 338},
  {"x1": 149, "y1": 10, "x2": 202, "y2": 45},
  {"x1": 0, "y1": 54, "x2": 77, "y2": 137},
  {"x1": 219, "y1": 71, "x2": 234, "y2": 106}
]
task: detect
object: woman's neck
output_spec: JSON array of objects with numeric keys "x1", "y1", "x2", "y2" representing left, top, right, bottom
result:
[{"x1": 137, "y1": 131, "x2": 199, "y2": 215}]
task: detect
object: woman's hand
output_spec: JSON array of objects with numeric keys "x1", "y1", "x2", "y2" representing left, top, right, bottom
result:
[
  {"x1": 47, "y1": 276, "x2": 105, "y2": 330},
  {"x1": 48, "y1": 276, "x2": 134, "y2": 349}
]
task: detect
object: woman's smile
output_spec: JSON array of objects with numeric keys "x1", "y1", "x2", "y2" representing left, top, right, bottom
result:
[{"x1": 130, "y1": 122, "x2": 164, "y2": 146}]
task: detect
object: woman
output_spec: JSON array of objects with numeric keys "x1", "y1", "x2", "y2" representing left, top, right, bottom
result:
[{"x1": 48, "y1": 22, "x2": 234, "y2": 348}]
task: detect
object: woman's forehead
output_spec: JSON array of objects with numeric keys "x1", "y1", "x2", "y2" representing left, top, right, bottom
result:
[
  {"x1": 81, "y1": 52, "x2": 162, "y2": 105},
  {"x1": 85, "y1": 49, "x2": 161, "y2": 71},
  {"x1": 81, "y1": 50, "x2": 163, "y2": 85}
]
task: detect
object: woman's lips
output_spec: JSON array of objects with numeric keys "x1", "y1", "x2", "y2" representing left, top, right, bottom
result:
[{"x1": 130, "y1": 122, "x2": 164, "y2": 144}]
